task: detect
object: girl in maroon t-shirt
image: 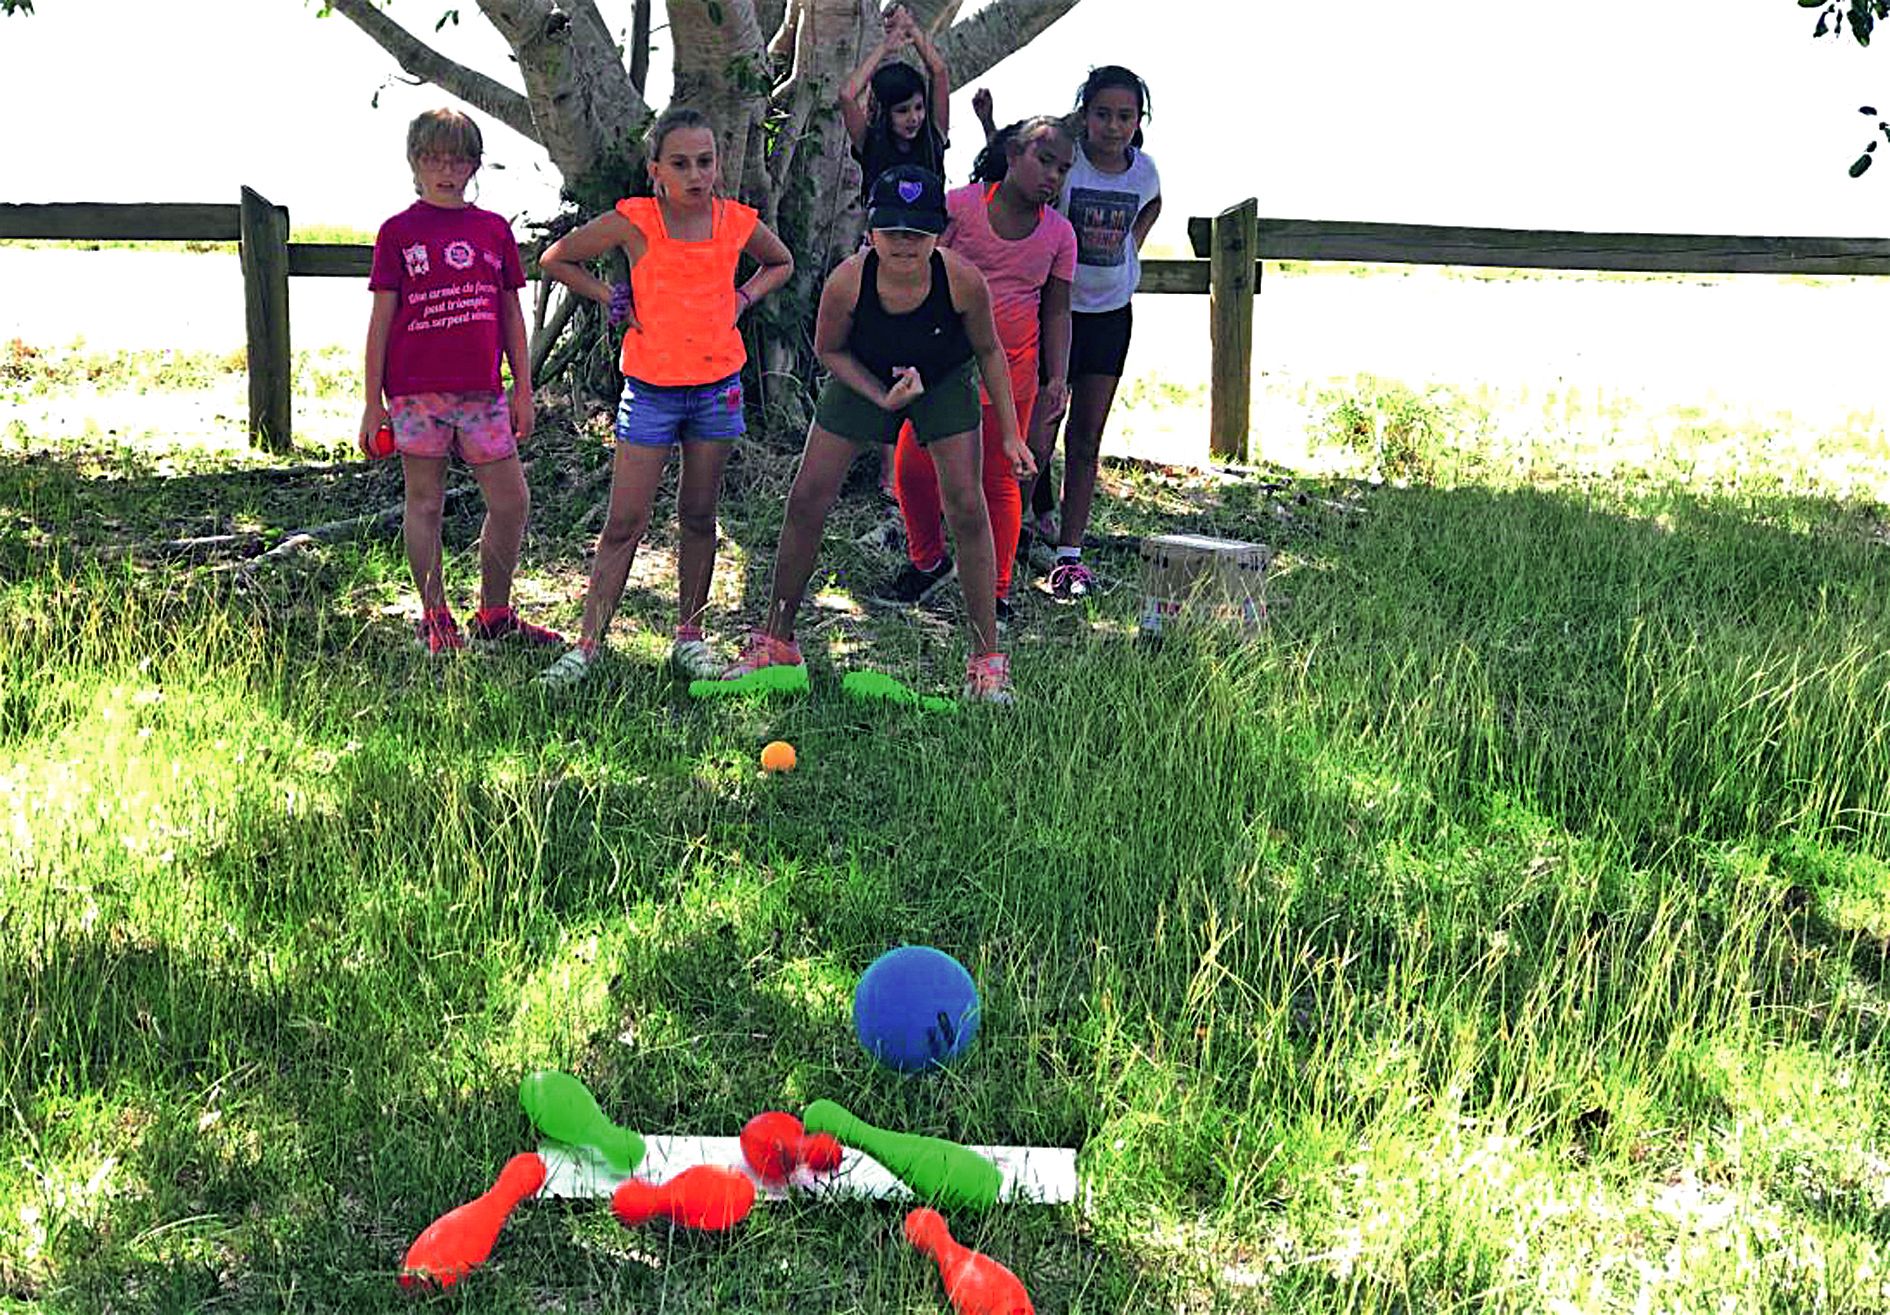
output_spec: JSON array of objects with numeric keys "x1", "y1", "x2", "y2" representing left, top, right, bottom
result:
[{"x1": 362, "y1": 108, "x2": 559, "y2": 655}]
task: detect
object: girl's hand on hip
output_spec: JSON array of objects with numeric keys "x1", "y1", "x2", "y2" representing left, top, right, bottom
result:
[{"x1": 607, "y1": 280, "x2": 638, "y2": 331}]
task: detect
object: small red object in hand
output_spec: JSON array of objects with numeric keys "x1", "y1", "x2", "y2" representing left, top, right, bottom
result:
[{"x1": 369, "y1": 423, "x2": 397, "y2": 460}]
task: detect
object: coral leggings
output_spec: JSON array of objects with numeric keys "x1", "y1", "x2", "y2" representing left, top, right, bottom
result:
[{"x1": 892, "y1": 351, "x2": 1036, "y2": 599}]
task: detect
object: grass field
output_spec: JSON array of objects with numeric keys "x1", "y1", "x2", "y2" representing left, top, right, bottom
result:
[{"x1": 3, "y1": 341, "x2": 1890, "y2": 1313}]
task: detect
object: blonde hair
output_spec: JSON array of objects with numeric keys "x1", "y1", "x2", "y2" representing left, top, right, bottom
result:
[{"x1": 406, "y1": 108, "x2": 484, "y2": 164}]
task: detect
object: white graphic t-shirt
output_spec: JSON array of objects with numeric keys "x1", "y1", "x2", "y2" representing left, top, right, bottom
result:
[{"x1": 1058, "y1": 146, "x2": 1161, "y2": 314}]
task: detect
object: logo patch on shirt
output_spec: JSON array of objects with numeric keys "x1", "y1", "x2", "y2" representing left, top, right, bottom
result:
[
  {"x1": 402, "y1": 243, "x2": 430, "y2": 278},
  {"x1": 444, "y1": 240, "x2": 476, "y2": 271}
]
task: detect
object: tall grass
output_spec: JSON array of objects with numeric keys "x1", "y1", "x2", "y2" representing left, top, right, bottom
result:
[{"x1": 1, "y1": 393, "x2": 1888, "y2": 1312}]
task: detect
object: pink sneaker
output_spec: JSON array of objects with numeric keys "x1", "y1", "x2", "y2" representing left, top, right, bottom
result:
[
  {"x1": 963, "y1": 651, "x2": 1014, "y2": 705},
  {"x1": 416, "y1": 608, "x2": 466, "y2": 655},
  {"x1": 722, "y1": 631, "x2": 804, "y2": 679},
  {"x1": 471, "y1": 606, "x2": 564, "y2": 647}
]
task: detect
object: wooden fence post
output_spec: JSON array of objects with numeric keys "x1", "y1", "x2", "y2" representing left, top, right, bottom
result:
[
  {"x1": 1208, "y1": 197, "x2": 1258, "y2": 463},
  {"x1": 239, "y1": 186, "x2": 292, "y2": 453}
]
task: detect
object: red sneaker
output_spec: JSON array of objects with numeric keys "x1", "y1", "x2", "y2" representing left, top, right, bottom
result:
[
  {"x1": 416, "y1": 608, "x2": 466, "y2": 655},
  {"x1": 471, "y1": 606, "x2": 564, "y2": 648},
  {"x1": 722, "y1": 631, "x2": 803, "y2": 679}
]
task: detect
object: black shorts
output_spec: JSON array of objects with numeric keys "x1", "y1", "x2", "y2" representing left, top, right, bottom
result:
[{"x1": 1067, "y1": 304, "x2": 1134, "y2": 379}]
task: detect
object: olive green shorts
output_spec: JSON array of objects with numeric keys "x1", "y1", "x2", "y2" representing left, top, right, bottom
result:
[{"x1": 814, "y1": 359, "x2": 981, "y2": 446}]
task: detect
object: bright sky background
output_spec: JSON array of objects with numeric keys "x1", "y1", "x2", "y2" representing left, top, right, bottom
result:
[{"x1": 4, "y1": 0, "x2": 1890, "y2": 244}]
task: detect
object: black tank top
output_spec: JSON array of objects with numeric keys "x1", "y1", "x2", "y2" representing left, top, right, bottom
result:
[{"x1": 850, "y1": 250, "x2": 974, "y2": 389}]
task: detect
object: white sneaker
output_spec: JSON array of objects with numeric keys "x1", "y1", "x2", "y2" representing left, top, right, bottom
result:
[
  {"x1": 670, "y1": 636, "x2": 722, "y2": 681},
  {"x1": 538, "y1": 647, "x2": 593, "y2": 688}
]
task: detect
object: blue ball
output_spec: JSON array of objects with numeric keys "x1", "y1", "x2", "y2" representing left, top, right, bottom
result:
[{"x1": 852, "y1": 945, "x2": 981, "y2": 1072}]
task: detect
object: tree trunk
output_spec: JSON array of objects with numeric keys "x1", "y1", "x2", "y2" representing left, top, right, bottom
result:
[{"x1": 475, "y1": 0, "x2": 652, "y2": 203}]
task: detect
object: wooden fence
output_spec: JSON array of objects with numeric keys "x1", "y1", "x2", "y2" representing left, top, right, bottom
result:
[{"x1": 8, "y1": 189, "x2": 1890, "y2": 460}]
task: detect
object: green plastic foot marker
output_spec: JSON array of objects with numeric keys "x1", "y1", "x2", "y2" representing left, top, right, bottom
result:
[
  {"x1": 519, "y1": 1071, "x2": 645, "y2": 1175},
  {"x1": 802, "y1": 1098, "x2": 999, "y2": 1210},
  {"x1": 688, "y1": 664, "x2": 810, "y2": 700},
  {"x1": 841, "y1": 670, "x2": 956, "y2": 714}
]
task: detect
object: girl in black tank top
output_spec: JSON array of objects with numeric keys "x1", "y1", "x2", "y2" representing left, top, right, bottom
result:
[
  {"x1": 849, "y1": 249, "x2": 974, "y2": 388},
  {"x1": 727, "y1": 163, "x2": 1036, "y2": 706}
]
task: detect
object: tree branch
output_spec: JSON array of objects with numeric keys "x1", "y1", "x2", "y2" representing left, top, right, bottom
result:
[
  {"x1": 323, "y1": 0, "x2": 540, "y2": 143},
  {"x1": 938, "y1": 0, "x2": 1086, "y2": 85},
  {"x1": 630, "y1": 0, "x2": 653, "y2": 92}
]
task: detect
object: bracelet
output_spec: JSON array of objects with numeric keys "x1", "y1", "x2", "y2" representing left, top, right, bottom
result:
[{"x1": 737, "y1": 288, "x2": 754, "y2": 310}]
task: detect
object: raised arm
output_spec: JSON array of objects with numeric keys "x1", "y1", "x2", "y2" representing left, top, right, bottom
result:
[
  {"x1": 839, "y1": 27, "x2": 896, "y2": 151},
  {"x1": 904, "y1": 11, "x2": 951, "y2": 141},
  {"x1": 972, "y1": 88, "x2": 997, "y2": 142}
]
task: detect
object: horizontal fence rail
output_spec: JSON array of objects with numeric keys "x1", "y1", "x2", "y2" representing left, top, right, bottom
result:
[
  {"x1": 9, "y1": 193, "x2": 1890, "y2": 458},
  {"x1": 1182, "y1": 216, "x2": 1890, "y2": 277},
  {"x1": 0, "y1": 201, "x2": 280, "y2": 243}
]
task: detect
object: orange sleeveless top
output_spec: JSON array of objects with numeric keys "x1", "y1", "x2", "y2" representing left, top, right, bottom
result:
[{"x1": 614, "y1": 196, "x2": 758, "y2": 386}]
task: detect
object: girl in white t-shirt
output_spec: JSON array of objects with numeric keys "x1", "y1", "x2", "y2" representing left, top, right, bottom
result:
[{"x1": 1033, "y1": 66, "x2": 1161, "y2": 602}]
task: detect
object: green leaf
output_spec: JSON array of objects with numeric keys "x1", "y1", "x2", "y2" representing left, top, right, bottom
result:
[
  {"x1": 1848, "y1": 0, "x2": 1874, "y2": 44},
  {"x1": 1800, "y1": 0, "x2": 1826, "y2": 8},
  {"x1": 1850, "y1": 151, "x2": 1874, "y2": 177},
  {"x1": 708, "y1": 0, "x2": 724, "y2": 23},
  {"x1": 435, "y1": 8, "x2": 460, "y2": 32}
]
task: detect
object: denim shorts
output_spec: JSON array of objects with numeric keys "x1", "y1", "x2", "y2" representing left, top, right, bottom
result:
[{"x1": 614, "y1": 372, "x2": 746, "y2": 446}]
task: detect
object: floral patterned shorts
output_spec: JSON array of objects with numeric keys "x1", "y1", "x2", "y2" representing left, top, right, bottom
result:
[{"x1": 388, "y1": 391, "x2": 517, "y2": 465}]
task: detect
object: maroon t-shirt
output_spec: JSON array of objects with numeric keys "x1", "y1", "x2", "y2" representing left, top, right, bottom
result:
[{"x1": 369, "y1": 202, "x2": 525, "y2": 397}]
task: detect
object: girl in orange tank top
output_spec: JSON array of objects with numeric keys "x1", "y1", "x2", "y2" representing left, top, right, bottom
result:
[{"x1": 536, "y1": 108, "x2": 794, "y2": 688}]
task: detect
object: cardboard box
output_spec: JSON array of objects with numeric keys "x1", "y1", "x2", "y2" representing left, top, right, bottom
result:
[{"x1": 1137, "y1": 533, "x2": 1270, "y2": 636}]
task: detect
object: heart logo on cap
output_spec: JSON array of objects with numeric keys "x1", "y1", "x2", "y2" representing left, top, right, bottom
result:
[{"x1": 897, "y1": 179, "x2": 923, "y2": 204}]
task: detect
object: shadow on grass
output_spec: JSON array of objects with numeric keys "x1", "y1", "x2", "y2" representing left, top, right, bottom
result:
[{"x1": 7, "y1": 429, "x2": 1890, "y2": 1310}]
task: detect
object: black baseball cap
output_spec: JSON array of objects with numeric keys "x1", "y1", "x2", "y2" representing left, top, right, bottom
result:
[{"x1": 866, "y1": 164, "x2": 947, "y2": 234}]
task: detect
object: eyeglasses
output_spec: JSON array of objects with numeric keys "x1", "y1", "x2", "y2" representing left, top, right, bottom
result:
[{"x1": 415, "y1": 153, "x2": 477, "y2": 171}]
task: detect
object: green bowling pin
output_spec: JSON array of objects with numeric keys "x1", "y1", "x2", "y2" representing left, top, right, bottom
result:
[
  {"x1": 841, "y1": 670, "x2": 957, "y2": 714},
  {"x1": 688, "y1": 665, "x2": 810, "y2": 700},
  {"x1": 802, "y1": 1099, "x2": 1000, "y2": 1210},
  {"x1": 519, "y1": 1071, "x2": 645, "y2": 1175}
]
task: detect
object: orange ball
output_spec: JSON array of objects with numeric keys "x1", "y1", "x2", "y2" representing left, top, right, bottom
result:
[{"x1": 760, "y1": 740, "x2": 797, "y2": 773}]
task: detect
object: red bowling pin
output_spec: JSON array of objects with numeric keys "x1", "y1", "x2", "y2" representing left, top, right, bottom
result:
[
  {"x1": 904, "y1": 1207, "x2": 1035, "y2": 1315},
  {"x1": 399, "y1": 1151, "x2": 545, "y2": 1289},
  {"x1": 611, "y1": 1165, "x2": 756, "y2": 1231},
  {"x1": 740, "y1": 1111, "x2": 844, "y2": 1183}
]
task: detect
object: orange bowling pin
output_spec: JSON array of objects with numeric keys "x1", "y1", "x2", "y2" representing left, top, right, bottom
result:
[
  {"x1": 611, "y1": 1165, "x2": 756, "y2": 1231},
  {"x1": 904, "y1": 1207, "x2": 1035, "y2": 1315},
  {"x1": 399, "y1": 1152, "x2": 545, "y2": 1289}
]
